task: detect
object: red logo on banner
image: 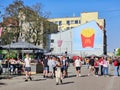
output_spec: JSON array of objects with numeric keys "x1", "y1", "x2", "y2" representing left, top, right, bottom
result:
[
  {"x1": 81, "y1": 28, "x2": 95, "y2": 48},
  {"x1": 81, "y1": 34, "x2": 95, "y2": 48},
  {"x1": 57, "y1": 40, "x2": 62, "y2": 47}
]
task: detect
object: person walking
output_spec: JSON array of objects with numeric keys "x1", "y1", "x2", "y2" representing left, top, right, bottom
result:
[
  {"x1": 74, "y1": 56, "x2": 82, "y2": 77},
  {"x1": 102, "y1": 57, "x2": 109, "y2": 76},
  {"x1": 55, "y1": 57, "x2": 62, "y2": 85},
  {"x1": 42, "y1": 56, "x2": 49, "y2": 78},
  {"x1": 61, "y1": 56, "x2": 68, "y2": 78},
  {"x1": 24, "y1": 54, "x2": 32, "y2": 82},
  {"x1": 94, "y1": 58, "x2": 99, "y2": 76},
  {"x1": 47, "y1": 56, "x2": 54, "y2": 78},
  {"x1": 99, "y1": 57, "x2": 104, "y2": 76},
  {"x1": 113, "y1": 57, "x2": 119, "y2": 77},
  {"x1": 52, "y1": 57, "x2": 57, "y2": 77},
  {"x1": 88, "y1": 56, "x2": 95, "y2": 76}
]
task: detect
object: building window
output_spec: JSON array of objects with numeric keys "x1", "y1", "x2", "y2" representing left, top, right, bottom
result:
[
  {"x1": 50, "y1": 48, "x2": 54, "y2": 52},
  {"x1": 75, "y1": 20, "x2": 78, "y2": 24},
  {"x1": 66, "y1": 27, "x2": 70, "y2": 30},
  {"x1": 55, "y1": 21, "x2": 59, "y2": 25},
  {"x1": 38, "y1": 41, "x2": 40, "y2": 45},
  {"x1": 51, "y1": 39, "x2": 54, "y2": 43},
  {"x1": 58, "y1": 27, "x2": 62, "y2": 30},
  {"x1": 59, "y1": 21, "x2": 62, "y2": 26},
  {"x1": 66, "y1": 20, "x2": 70, "y2": 25},
  {"x1": 79, "y1": 20, "x2": 81, "y2": 24},
  {"x1": 71, "y1": 20, "x2": 74, "y2": 24}
]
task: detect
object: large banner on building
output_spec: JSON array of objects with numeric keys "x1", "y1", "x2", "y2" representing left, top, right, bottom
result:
[{"x1": 72, "y1": 21, "x2": 103, "y2": 53}]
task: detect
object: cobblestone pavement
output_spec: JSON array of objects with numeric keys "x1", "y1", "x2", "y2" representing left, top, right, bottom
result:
[{"x1": 0, "y1": 64, "x2": 120, "y2": 90}]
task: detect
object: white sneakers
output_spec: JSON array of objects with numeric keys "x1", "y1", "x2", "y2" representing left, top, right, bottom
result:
[{"x1": 79, "y1": 74, "x2": 82, "y2": 77}]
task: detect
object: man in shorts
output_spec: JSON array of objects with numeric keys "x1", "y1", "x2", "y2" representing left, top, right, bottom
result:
[
  {"x1": 74, "y1": 56, "x2": 82, "y2": 77},
  {"x1": 24, "y1": 54, "x2": 32, "y2": 82},
  {"x1": 88, "y1": 56, "x2": 95, "y2": 76}
]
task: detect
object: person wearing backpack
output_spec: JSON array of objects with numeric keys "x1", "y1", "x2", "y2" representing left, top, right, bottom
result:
[
  {"x1": 61, "y1": 56, "x2": 68, "y2": 78},
  {"x1": 113, "y1": 57, "x2": 119, "y2": 77}
]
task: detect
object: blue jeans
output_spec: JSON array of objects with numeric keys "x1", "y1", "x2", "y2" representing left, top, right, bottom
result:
[
  {"x1": 86, "y1": 63, "x2": 89, "y2": 69},
  {"x1": 103, "y1": 67, "x2": 108, "y2": 75},
  {"x1": 114, "y1": 66, "x2": 119, "y2": 76}
]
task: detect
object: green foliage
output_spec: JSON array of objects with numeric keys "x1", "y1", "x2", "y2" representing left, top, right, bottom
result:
[
  {"x1": 116, "y1": 48, "x2": 120, "y2": 56},
  {"x1": 1, "y1": 0, "x2": 57, "y2": 50},
  {"x1": 5, "y1": 50, "x2": 17, "y2": 59},
  {"x1": 0, "y1": 50, "x2": 8, "y2": 54}
]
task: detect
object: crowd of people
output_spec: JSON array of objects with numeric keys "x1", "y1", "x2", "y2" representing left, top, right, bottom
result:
[
  {"x1": 0, "y1": 53, "x2": 120, "y2": 85},
  {"x1": 41, "y1": 55, "x2": 69, "y2": 85},
  {"x1": 82, "y1": 56, "x2": 120, "y2": 77},
  {"x1": 0, "y1": 57, "x2": 24, "y2": 75},
  {"x1": 39, "y1": 55, "x2": 120, "y2": 85}
]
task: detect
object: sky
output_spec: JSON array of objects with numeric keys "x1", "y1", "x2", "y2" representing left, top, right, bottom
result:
[{"x1": 0, "y1": 0, "x2": 120, "y2": 52}]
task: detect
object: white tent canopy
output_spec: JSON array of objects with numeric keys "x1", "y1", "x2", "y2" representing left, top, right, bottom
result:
[{"x1": 2, "y1": 41, "x2": 43, "y2": 51}]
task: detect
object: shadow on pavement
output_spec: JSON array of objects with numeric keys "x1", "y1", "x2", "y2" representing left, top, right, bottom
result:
[
  {"x1": 32, "y1": 78, "x2": 47, "y2": 81},
  {"x1": 67, "y1": 75, "x2": 76, "y2": 78},
  {"x1": 0, "y1": 82, "x2": 6, "y2": 85},
  {"x1": 68, "y1": 74, "x2": 88, "y2": 78},
  {"x1": 62, "y1": 81, "x2": 74, "y2": 85},
  {"x1": 81, "y1": 75, "x2": 88, "y2": 77}
]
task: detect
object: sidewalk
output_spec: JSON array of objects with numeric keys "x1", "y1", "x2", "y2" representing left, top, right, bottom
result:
[{"x1": 0, "y1": 64, "x2": 120, "y2": 90}]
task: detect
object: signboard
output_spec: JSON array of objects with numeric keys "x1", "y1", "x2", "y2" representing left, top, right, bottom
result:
[{"x1": 72, "y1": 21, "x2": 103, "y2": 51}]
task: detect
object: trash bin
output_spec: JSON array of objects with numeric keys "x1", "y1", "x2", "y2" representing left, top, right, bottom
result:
[{"x1": 36, "y1": 63, "x2": 43, "y2": 73}]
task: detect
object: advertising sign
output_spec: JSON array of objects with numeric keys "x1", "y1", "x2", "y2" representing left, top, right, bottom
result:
[{"x1": 72, "y1": 21, "x2": 103, "y2": 51}]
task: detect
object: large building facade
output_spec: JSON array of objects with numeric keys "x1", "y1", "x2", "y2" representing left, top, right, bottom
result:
[
  {"x1": 48, "y1": 12, "x2": 105, "y2": 31},
  {"x1": 48, "y1": 12, "x2": 107, "y2": 56}
]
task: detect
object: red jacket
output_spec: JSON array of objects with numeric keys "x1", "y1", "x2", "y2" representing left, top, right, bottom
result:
[
  {"x1": 94, "y1": 61, "x2": 99, "y2": 67},
  {"x1": 113, "y1": 60, "x2": 118, "y2": 66}
]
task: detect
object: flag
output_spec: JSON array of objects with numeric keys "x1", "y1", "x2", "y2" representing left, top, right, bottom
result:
[
  {"x1": 57, "y1": 40, "x2": 62, "y2": 47},
  {"x1": 0, "y1": 27, "x2": 3, "y2": 37}
]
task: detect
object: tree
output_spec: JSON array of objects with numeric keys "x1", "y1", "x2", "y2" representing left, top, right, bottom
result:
[
  {"x1": 18, "y1": 3, "x2": 57, "y2": 49},
  {"x1": 1, "y1": 0, "x2": 24, "y2": 44},
  {"x1": 116, "y1": 48, "x2": 120, "y2": 56},
  {"x1": 1, "y1": 0, "x2": 57, "y2": 50}
]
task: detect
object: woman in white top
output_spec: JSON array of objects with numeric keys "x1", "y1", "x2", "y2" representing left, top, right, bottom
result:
[
  {"x1": 24, "y1": 54, "x2": 32, "y2": 81},
  {"x1": 102, "y1": 57, "x2": 109, "y2": 76},
  {"x1": 47, "y1": 57, "x2": 54, "y2": 78},
  {"x1": 74, "y1": 56, "x2": 82, "y2": 77}
]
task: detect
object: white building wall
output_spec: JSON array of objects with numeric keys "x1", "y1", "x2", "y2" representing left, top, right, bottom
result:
[
  {"x1": 49, "y1": 21, "x2": 104, "y2": 57},
  {"x1": 50, "y1": 30, "x2": 72, "y2": 54}
]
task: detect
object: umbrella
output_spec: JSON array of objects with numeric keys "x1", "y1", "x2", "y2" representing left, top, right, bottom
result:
[
  {"x1": 72, "y1": 56, "x2": 82, "y2": 60},
  {"x1": 72, "y1": 56, "x2": 77, "y2": 60},
  {"x1": 1, "y1": 41, "x2": 42, "y2": 50}
]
